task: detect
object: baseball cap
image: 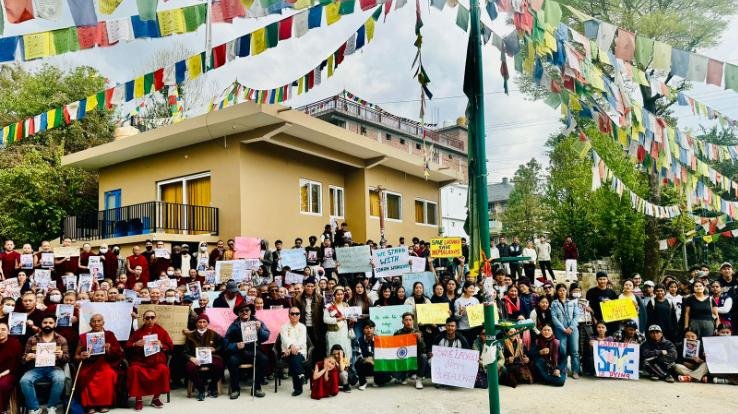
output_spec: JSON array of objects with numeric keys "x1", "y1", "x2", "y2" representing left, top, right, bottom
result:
[
  {"x1": 648, "y1": 324, "x2": 662, "y2": 332},
  {"x1": 226, "y1": 280, "x2": 239, "y2": 293},
  {"x1": 643, "y1": 281, "x2": 655, "y2": 287},
  {"x1": 624, "y1": 320, "x2": 638, "y2": 329},
  {"x1": 720, "y1": 262, "x2": 732, "y2": 269}
]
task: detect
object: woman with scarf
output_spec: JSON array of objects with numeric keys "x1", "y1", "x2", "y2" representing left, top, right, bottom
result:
[
  {"x1": 500, "y1": 328, "x2": 533, "y2": 388},
  {"x1": 75, "y1": 314, "x2": 124, "y2": 414},
  {"x1": 323, "y1": 286, "x2": 352, "y2": 356},
  {"x1": 529, "y1": 324, "x2": 566, "y2": 386},
  {"x1": 349, "y1": 280, "x2": 371, "y2": 338},
  {"x1": 529, "y1": 297, "x2": 553, "y2": 337},
  {"x1": 183, "y1": 313, "x2": 225, "y2": 400},
  {"x1": 373, "y1": 284, "x2": 393, "y2": 307},
  {"x1": 502, "y1": 285, "x2": 526, "y2": 321}
]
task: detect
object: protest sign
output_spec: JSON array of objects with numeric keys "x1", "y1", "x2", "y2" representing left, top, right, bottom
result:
[
  {"x1": 79, "y1": 302, "x2": 134, "y2": 341},
  {"x1": 410, "y1": 256, "x2": 426, "y2": 273},
  {"x1": 88, "y1": 256, "x2": 102, "y2": 267},
  {"x1": 87, "y1": 332, "x2": 105, "y2": 355},
  {"x1": 196, "y1": 347, "x2": 212, "y2": 364},
  {"x1": 255, "y1": 308, "x2": 289, "y2": 344},
  {"x1": 466, "y1": 303, "x2": 486, "y2": 328},
  {"x1": 284, "y1": 271, "x2": 304, "y2": 285},
  {"x1": 54, "y1": 246, "x2": 80, "y2": 258},
  {"x1": 154, "y1": 249, "x2": 170, "y2": 259},
  {"x1": 683, "y1": 338, "x2": 701, "y2": 359},
  {"x1": 593, "y1": 341, "x2": 640, "y2": 379},
  {"x1": 336, "y1": 245, "x2": 372, "y2": 274},
  {"x1": 78, "y1": 274, "x2": 93, "y2": 293},
  {"x1": 20, "y1": 254, "x2": 34, "y2": 269},
  {"x1": 241, "y1": 321, "x2": 259, "y2": 343},
  {"x1": 235, "y1": 237, "x2": 261, "y2": 259},
  {"x1": 600, "y1": 298, "x2": 638, "y2": 323},
  {"x1": 136, "y1": 304, "x2": 190, "y2": 345},
  {"x1": 342, "y1": 306, "x2": 363, "y2": 318},
  {"x1": 402, "y1": 272, "x2": 435, "y2": 298},
  {"x1": 703, "y1": 336, "x2": 738, "y2": 374},
  {"x1": 9, "y1": 312, "x2": 27, "y2": 335},
  {"x1": 144, "y1": 334, "x2": 160, "y2": 356},
  {"x1": 430, "y1": 345, "x2": 479, "y2": 388},
  {"x1": 215, "y1": 260, "x2": 250, "y2": 283},
  {"x1": 33, "y1": 269, "x2": 52, "y2": 290},
  {"x1": 56, "y1": 304, "x2": 74, "y2": 327},
  {"x1": 204, "y1": 307, "x2": 238, "y2": 336},
  {"x1": 429, "y1": 238, "x2": 462, "y2": 258},
  {"x1": 416, "y1": 303, "x2": 451, "y2": 324},
  {"x1": 40, "y1": 252, "x2": 54, "y2": 268},
  {"x1": 279, "y1": 248, "x2": 307, "y2": 270},
  {"x1": 35, "y1": 343, "x2": 57, "y2": 367},
  {"x1": 372, "y1": 247, "x2": 410, "y2": 278},
  {"x1": 369, "y1": 305, "x2": 413, "y2": 335}
]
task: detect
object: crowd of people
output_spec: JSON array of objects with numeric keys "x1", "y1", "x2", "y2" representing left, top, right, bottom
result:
[{"x1": 0, "y1": 227, "x2": 737, "y2": 414}]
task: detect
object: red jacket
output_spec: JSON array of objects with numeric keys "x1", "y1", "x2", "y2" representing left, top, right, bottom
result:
[{"x1": 563, "y1": 242, "x2": 578, "y2": 260}]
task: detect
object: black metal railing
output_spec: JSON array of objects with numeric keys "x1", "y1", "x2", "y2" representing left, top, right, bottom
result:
[{"x1": 61, "y1": 201, "x2": 218, "y2": 242}]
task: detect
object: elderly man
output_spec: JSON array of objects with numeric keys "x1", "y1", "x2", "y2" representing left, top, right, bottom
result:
[
  {"x1": 184, "y1": 314, "x2": 225, "y2": 401},
  {"x1": 213, "y1": 280, "x2": 245, "y2": 310},
  {"x1": 279, "y1": 306, "x2": 308, "y2": 396},
  {"x1": 75, "y1": 314, "x2": 124, "y2": 413},
  {"x1": 126, "y1": 310, "x2": 173, "y2": 411},
  {"x1": 224, "y1": 303, "x2": 269, "y2": 399},
  {"x1": 20, "y1": 314, "x2": 70, "y2": 414}
]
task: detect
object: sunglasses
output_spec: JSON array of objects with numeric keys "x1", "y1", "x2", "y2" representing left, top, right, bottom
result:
[
  {"x1": 144, "y1": 316, "x2": 156, "y2": 320},
  {"x1": 290, "y1": 312, "x2": 301, "y2": 316},
  {"x1": 239, "y1": 309, "x2": 251, "y2": 313}
]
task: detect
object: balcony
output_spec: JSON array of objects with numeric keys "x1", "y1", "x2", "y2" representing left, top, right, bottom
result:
[{"x1": 61, "y1": 201, "x2": 219, "y2": 242}]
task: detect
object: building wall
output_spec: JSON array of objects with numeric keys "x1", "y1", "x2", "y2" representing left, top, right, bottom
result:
[{"x1": 441, "y1": 183, "x2": 468, "y2": 238}]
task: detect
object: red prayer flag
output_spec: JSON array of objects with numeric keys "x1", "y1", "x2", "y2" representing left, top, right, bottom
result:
[
  {"x1": 706, "y1": 59, "x2": 724, "y2": 87},
  {"x1": 104, "y1": 88, "x2": 114, "y2": 108},
  {"x1": 153, "y1": 68, "x2": 164, "y2": 90},
  {"x1": 307, "y1": 71, "x2": 315, "y2": 89},
  {"x1": 359, "y1": 0, "x2": 377, "y2": 10},
  {"x1": 97, "y1": 22, "x2": 112, "y2": 47},
  {"x1": 219, "y1": 0, "x2": 246, "y2": 22},
  {"x1": 62, "y1": 106, "x2": 71, "y2": 125},
  {"x1": 77, "y1": 26, "x2": 99, "y2": 49},
  {"x1": 211, "y1": 44, "x2": 227, "y2": 68},
  {"x1": 614, "y1": 29, "x2": 635, "y2": 61},
  {"x1": 4, "y1": 0, "x2": 34, "y2": 24},
  {"x1": 383, "y1": 0, "x2": 392, "y2": 21},
  {"x1": 279, "y1": 16, "x2": 293, "y2": 40},
  {"x1": 336, "y1": 43, "x2": 346, "y2": 65},
  {"x1": 26, "y1": 117, "x2": 35, "y2": 136}
]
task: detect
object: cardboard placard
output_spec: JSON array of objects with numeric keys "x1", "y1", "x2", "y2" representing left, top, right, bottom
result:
[
  {"x1": 416, "y1": 303, "x2": 452, "y2": 324},
  {"x1": 430, "y1": 345, "x2": 479, "y2": 388},
  {"x1": 600, "y1": 298, "x2": 638, "y2": 323},
  {"x1": 136, "y1": 304, "x2": 190, "y2": 345},
  {"x1": 336, "y1": 245, "x2": 372, "y2": 274},
  {"x1": 429, "y1": 238, "x2": 462, "y2": 258}
]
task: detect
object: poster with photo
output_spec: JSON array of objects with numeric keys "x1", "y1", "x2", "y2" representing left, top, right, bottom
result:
[
  {"x1": 35, "y1": 342, "x2": 57, "y2": 367},
  {"x1": 87, "y1": 331, "x2": 106, "y2": 355},
  {"x1": 55, "y1": 304, "x2": 74, "y2": 327},
  {"x1": 143, "y1": 334, "x2": 160, "y2": 357}
]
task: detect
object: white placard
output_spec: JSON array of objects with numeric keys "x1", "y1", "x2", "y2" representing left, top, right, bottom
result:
[
  {"x1": 35, "y1": 342, "x2": 57, "y2": 367},
  {"x1": 284, "y1": 272, "x2": 304, "y2": 285},
  {"x1": 703, "y1": 336, "x2": 738, "y2": 374},
  {"x1": 410, "y1": 256, "x2": 426, "y2": 273},
  {"x1": 196, "y1": 347, "x2": 213, "y2": 364},
  {"x1": 79, "y1": 302, "x2": 134, "y2": 341},
  {"x1": 279, "y1": 249, "x2": 307, "y2": 270},
  {"x1": 372, "y1": 247, "x2": 411, "y2": 278},
  {"x1": 430, "y1": 345, "x2": 479, "y2": 388}
]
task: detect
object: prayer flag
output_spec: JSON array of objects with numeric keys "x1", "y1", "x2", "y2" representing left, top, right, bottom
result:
[
  {"x1": 651, "y1": 41, "x2": 671, "y2": 72},
  {"x1": 131, "y1": 15, "x2": 160, "y2": 38},
  {"x1": 543, "y1": 0, "x2": 561, "y2": 27},
  {"x1": 99, "y1": 0, "x2": 123, "y2": 14},
  {"x1": 265, "y1": 22, "x2": 279, "y2": 48},
  {"x1": 431, "y1": 0, "x2": 444, "y2": 10},
  {"x1": 34, "y1": 0, "x2": 62, "y2": 20},
  {"x1": 455, "y1": 5, "x2": 469, "y2": 31},
  {"x1": 158, "y1": 8, "x2": 186, "y2": 36},
  {"x1": 251, "y1": 27, "x2": 266, "y2": 55},
  {"x1": 327, "y1": 54, "x2": 334, "y2": 77},
  {"x1": 308, "y1": 5, "x2": 322, "y2": 28},
  {"x1": 355, "y1": 25, "x2": 365, "y2": 50},
  {"x1": 183, "y1": 3, "x2": 207, "y2": 31},
  {"x1": 706, "y1": 59, "x2": 724, "y2": 87},
  {"x1": 279, "y1": 16, "x2": 293, "y2": 40},
  {"x1": 106, "y1": 18, "x2": 133, "y2": 44},
  {"x1": 211, "y1": 44, "x2": 227, "y2": 68},
  {"x1": 0, "y1": 37, "x2": 19, "y2": 62},
  {"x1": 293, "y1": 11, "x2": 308, "y2": 37},
  {"x1": 365, "y1": 17, "x2": 374, "y2": 42},
  {"x1": 725, "y1": 63, "x2": 738, "y2": 92},
  {"x1": 374, "y1": 334, "x2": 417, "y2": 372},
  {"x1": 670, "y1": 48, "x2": 689, "y2": 78},
  {"x1": 595, "y1": 21, "x2": 616, "y2": 51},
  {"x1": 359, "y1": 0, "x2": 377, "y2": 10},
  {"x1": 137, "y1": 0, "x2": 158, "y2": 21},
  {"x1": 77, "y1": 25, "x2": 99, "y2": 49},
  {"x1": 326, "y1": 2, "x2": 340, "y2": 25},
  {"x1": 686, "y1": 54, "x2": 708, "y2": 82},
  {"x1": 614, "y1": 29, "x2": 634, "y2": 61},
  {"x1": 133, "y1": 76, "x2": 145, "y2": 98},
  {"x1": 68, "y1": 0, "x2": 98, "y2": 27},
  {"x1": 187, "y1": 53, "x2": 204, "y2": 79},
  {"x1": 339, "y1": 0, "x2": 355, "y2": 14},
  {"x1": 52, "y1": 27, "x2": 79, "y2": 54},
  {"x1": 4, "y1": 0, "x2": 34, "y2": 24},
  {"x1": 23, "y1": 32, "x2": 52, "y2": 60},
  {"x1": 236, "y1": 34, "x2": 250, "y2": 56}
]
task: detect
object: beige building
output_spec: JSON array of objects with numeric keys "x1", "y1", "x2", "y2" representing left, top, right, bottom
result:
[{"x1": 60, "y1": 100, "x2": 462, "y2": 252}]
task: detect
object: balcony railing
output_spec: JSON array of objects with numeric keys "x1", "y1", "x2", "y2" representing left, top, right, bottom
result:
[
  {"x1": 299, "y1": 96, "x2": 466, "y2": 152},
  {"x1": 61, "y1": 201, "x2": 219, "y2": 242}
]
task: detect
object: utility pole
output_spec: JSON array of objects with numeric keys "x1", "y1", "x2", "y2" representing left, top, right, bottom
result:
[{"x1": 377, "y1": 186, "x2": 386, "y2": 246}]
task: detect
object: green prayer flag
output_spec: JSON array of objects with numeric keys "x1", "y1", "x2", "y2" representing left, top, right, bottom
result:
[
  {"x1": 544, "y1": 92, "x2": 562, "y2": 109},
  {"x1": 725, "y1": 63, "x2": 738, "y2": 92},
  {"x1": 372, "y1": 6, "x2": 382, "y2": 20},
  {"x1": 543, "y1": 0, "x2": 561, "y2": 27},
  {"x1": 1, "y1": 6, "x2": 4, "y2": 36},
  {"x1": 137, "y1": 0, "x2": 158, "y2": 21},
  {"x1": 514, "y1": 52, "x2": 523, "y2": 72},
  {"x1": 53, "y1": 107, "x2": 63, "y2": 127},
  {"x1": 456, "y1": 6, "x2": 469, "y2": 32},
  {"x1": 96, "y1": 92, "x2": 105, "y2": 110},
  {"x1": 319, "y1": 0, "x2": 332, "y2": 4},
  {"x1": 265, "y1": 22, "x2": 279, "y2": 48},
  {"x1": 144, "y1": 73, "x2": 154, "y2": 94},
  {"x1": 260, "y1": 0, "x2": 281, "y2": 8},
  {"x1": 183, "y1": 4, "x2": 207, "y2": 32},
  {"x1": 634, "y1": 35, "x2": 653, "y2": 68},
  {"x1": 7, "y1": 123, "x2": 15, "y2": 144},
  {"x1": 339, "y1": 0, "x2": 355, "y2": 14},
  {"x1": 651, "y1": 40, "x2": 671, "y2": 72}
]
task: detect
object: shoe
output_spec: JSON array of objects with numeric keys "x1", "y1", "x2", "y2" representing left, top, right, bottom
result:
[
  {"x1": 572, "y1": 373, "x2": 580, "y2": 379},
  {"x1": 415, "y1": 379, "x2": 424, "y2": 389},
  {"x1": 197, "y1": 391, "x2": 205, "y2": 401},
  {"x1": 99, "y1": 409, "x2": 110, "y2": 413},
  {"x1": 400, "y1": 379, "x2": 408, "y2": 385},
  {"x1": 665, "y1": 376, "x2": 675, "y2": 383},
  {"x1": 650, "y1": 376, "x2": 660, "y2": 381},
  {"x1": 207, "y1": 389, "x2": 218, "y2": 398},
  {"x1": 253, "y1": 389, "x2": 266, "y2": 398},
  {"x1": 134, "y1": 400, "x2": 143, "y2": 412},
  {"x1": 299, "y1": 374, "x2": 307, "y2": 385},
  {"x1": 47, "y1": 408, "x2": 57, "y2": 414},
  {"x1": 713, "y1": 378, "x2": 729, "y2": 384},
  {"x1": 291, "y1": 389, "x2": 303, "y2": 397},
  {"x1": 229, "y1": 390, "x2": 240, "y2": 399},
  {"x1": 677, "y1": 375, "x2": 692, "y2": 383},
  {"x1": 358, "y1": 383, "x2": 367, "y2": 391},
  {"x1": 342, "y1": 384, "x2": 351, "y2": 393},
  {"x1": 150, "y1": 398, "x2": 164, "y2": 409}
]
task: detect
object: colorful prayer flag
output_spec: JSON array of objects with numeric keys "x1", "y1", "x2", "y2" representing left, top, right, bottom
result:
[
  {"x1": 251, "y1": 28, "x2": 267, "y2": 55},
  {"x1": 326, "y1": 2, "x2": 341, "y2": 25},
  {"x1": 4, "y1": 0, "x2": 34, "y2": 24}
]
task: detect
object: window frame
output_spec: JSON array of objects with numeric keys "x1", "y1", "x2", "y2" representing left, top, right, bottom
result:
[
  {"x1": 299, "y1": 178, "x2": 323, "y2": 216},
  {"x1": 368, "y1": 188, "x2": 403, "y2": 222},
  {"x1": 414, "y1": 198, "x2": 438, "y2": 226},
  {"x1": 329, "y1": 185, "x2": 345, "y2": 219},
  {"x1": 156, "y1": 172, "x2": 211, "y2": 205}
]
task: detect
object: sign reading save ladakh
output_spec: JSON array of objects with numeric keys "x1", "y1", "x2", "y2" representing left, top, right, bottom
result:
[
  {"x1": 372, "y1": 247, "x2": 410, "y2": 278},
  {"x1": 430, "y1": 238, "x2": 462, "y2": 258},
  {"x1": 593, "y1": 341, "x2": 639, "y2": 380}
]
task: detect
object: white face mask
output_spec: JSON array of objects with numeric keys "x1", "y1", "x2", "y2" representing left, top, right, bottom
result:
[
  {"x1": 2, "y1": 305, "x2": 13, "y2": 314},
  {"x1": 165, "y1": 297, "x2": 176, "y2": 304},
  {"x1": 200, "y1": 246, "x2": 207, "y2": 252},
  {"x1": 166, "y1": 271, "x2": 174, "y2": 276},
  {"x1": 571, "y1": 292, "x2": 582, "y2": 299},
  {"x1": 50, "y1": 295, "x2": 62, "y2": 303},
  {"x1": 100, "y1": 248, "x2": 108, "y2": 254}
]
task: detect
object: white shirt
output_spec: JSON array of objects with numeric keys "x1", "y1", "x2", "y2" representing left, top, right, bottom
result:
[{"x1": 280, "y1": 322, "x2": 307, "y2": 356}]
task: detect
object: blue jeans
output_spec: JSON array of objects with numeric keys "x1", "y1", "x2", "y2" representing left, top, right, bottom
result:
[
  {"x1": 20, "y1": 367, "x2": 67, "y2": 410},
  {"x1": 555, "y1": 327, "x2": 580, "y2": 374},
  {"x1": 533, "y1": 358, "x2": 566, "y2": 386}
]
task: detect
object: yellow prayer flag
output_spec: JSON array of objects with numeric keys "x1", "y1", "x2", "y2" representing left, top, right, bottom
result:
[
  {"x1": 99, "y1": 0, "x2": 123, "y2": 14},
  {"x1": 327, "y1": 55, "x2": 334, "y2": 77},
  {"x1": 46, "y1": 108, "x2": 57, "y2": 129},
  {"x1": 134, "y1": 76, "x2": 145, "y2": 98},
  {"x1": 297, "y1": 76, "x2": 304, "y2": 95},
  {"x1": 23, "y1": 32, "x2": 53, "y2": 61},
  {"x1": 158, "y1": 9, "x2": 186, "y2": 36},
  {"x1": 597, "y1": 47, "x2": 611, "y2": 65},
  {"x1": 365, "y1": 18, "x2": 375, "y2": 42},
  {"x1": 617, "y1": 128, "x2": 629, "y2": 147},
  {"x1": 251, "y1": 28, "x2": 266, "y2": 56},
  {"x1": 187, "y1": 54, "x2": 203, "y2": 80},
  {"x1": 294, "y1": 0, "x2": 311, "y2": 8},
  {"x1": 240, "y1": 0, "x2": 255, "y2": 9},
  {"x1": 326, "y1": 2, "x2": 341, "y2": 25},
  {"x1": 85, "y1": 94, "x2": 98, "y2": 112}
]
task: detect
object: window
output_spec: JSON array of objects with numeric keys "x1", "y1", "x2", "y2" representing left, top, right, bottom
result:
[
  {"x1": 300, "y1": 179, "x2": 322, "y2": 215},
  {"x1": 416, "y1": 143, "x2": 421, "y2": 150},
  {"x1": 400, "y1": 138, "x2": 406, "y2": 145},
  {"x1": 368, "y1": 189, "x2": 402, "y2": 221},
  {"x1": 385, "y1": 133, "x2": 392, "y2": 140},
  {"x1": 448, "y1": 154, "x2": 453, "y2": 159},
  {"x1": 360, "y1": 126, "x2": 367, "y2": 135},
  {"x1": 329, "y1": 186, "x2": 345, "y2": 218},
  {"x1": 331, "y1": 119, "x2": 346, "y2": 128},
  {"x1": 415, "y1": 199, "x2": 438, "y2": 225},
  {"x1": 157, "y1": 172, "x2": 212, "y2": 234}
]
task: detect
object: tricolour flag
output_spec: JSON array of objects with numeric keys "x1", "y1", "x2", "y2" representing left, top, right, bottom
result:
[{"x1": 374, "y1": 334, "x2": 417, "y2": 372}]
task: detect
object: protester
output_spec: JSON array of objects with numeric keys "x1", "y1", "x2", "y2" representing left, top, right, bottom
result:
[
  {"x1": 455, "y1": 281, "x2": 481, "y2": 345},
  {"x1": 394, "y1": 312, "x2": 428, "y2": 389},
  {"x1": 585, "y1": 272, "x2": 619, "y2": 333},
  {"x1": 683, "y1": 280, "x2": 718, "y2": 338},
  {"x1": 224, "y1": 303, "x2": 269, "y2": 399},
  {"x1": 126, "y1": 310, "x2": 173, "y2": 411},
  {"x1": 500, "y1": 328, "x2": 533, "y2": 388},
  {"x1": 20, "y1": 314, "x2": 70, "y2": 414},
  {"x1": 184, "y1": 314, "x2": 225, "y2": 401},
  {"x1": 550, "y1": 284, "x2": 581, "y2": 378},
  {"x1": 646, "y1": 284, "x2": 678, "y2": 342},
  {"x1": 530, "y1": 324, "x2": 566, "y2": 386},
  {"x1": 75, "y1": 314, "x2": 124, "y2": 413},
  {"x1": 673, "y1": 329, "x2": 708, "y2": 383},
  {"x1": 640, "y1": 325, "x2": 677, "y2": 383},
  {"x1": 562, "y1": 236, "x2": 578, "y2": 282},
  {"x1": 311, "y1": 355, "x2": 339, "y2": 400},
  {"x1": 0, "y1": 321, "x2": 22, "y2": 413},
  {"x1": 279, "y1": 306, "x2": 308, "y2": 396},
  {"x1": 323, "y1": 286, "x2": 352, "y2": 356}
]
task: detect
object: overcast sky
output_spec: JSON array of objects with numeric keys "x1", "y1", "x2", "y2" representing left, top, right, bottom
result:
[{"x1": 4, "y1": 0, "x2": 737, "y2": 183}]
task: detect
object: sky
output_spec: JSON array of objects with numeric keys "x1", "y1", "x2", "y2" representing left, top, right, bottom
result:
[{"x1": 3, "y1": 0, "x2": 738, "y2": 183}]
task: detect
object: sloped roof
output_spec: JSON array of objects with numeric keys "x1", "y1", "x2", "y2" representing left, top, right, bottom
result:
[{"x1": 487, "y1": 180, "x2": 514, "y2": 203}]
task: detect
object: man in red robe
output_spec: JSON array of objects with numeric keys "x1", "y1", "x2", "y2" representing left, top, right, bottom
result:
[
  {"x1": 100, "y1": 244, "x2": 120, "y2": 282},
  {"x1": 75, "y1": 314, "x2": 124, "y2": 413},
  {"x1": 54, "y1": 237, "x2": 80, "y2": 278},
  {"x1": 126, "y1": 310, "x2": 173, "y2": 411},
  {"x1": 1, "y1": 239, "x2": 20, "y2": 280},
  {"x1": 126, "y1": 246, "x2": 150, "y2": 288},
  {"x1": 0, "y1": 321, "x2": 22, "y2": 412}
]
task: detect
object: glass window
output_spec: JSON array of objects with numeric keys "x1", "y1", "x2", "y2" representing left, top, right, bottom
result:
[
  {"x1": 414, "y1": 199, "x2": 437, "y2": 225},
  {"x1": 330, "y1": 186, "x2": 345, "y2": 217},
  {"x1": 386, "y1": 192, "x2": 402, "y2": 221},
  {"x1": 299, "y1": 179, "x2": 322, "y2": 215},
  {"x1": 369, "y1": 189, "x2": 380, "y2": 217}
]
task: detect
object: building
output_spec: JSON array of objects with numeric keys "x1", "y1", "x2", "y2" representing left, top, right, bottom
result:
[
  {"x1": 488, "y1": 177, "x2": 514, "y2": 234},
  {"x1": 60, "y1": 100, "x2": 462, "y2": 251},
  {"x1": 440, "y1": 183, "x2": 468, "y2": 238}
]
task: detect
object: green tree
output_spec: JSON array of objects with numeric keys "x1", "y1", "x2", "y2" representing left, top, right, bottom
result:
[{"x1": 501, "y1": 158, "x2": 548, "y2": 239}]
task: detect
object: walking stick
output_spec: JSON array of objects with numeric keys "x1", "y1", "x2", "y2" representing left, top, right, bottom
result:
[
  {"x1": 251, "y1": 346, "x2": 256, "y2": 401},
  {"x1": 65, "y1": 359, "x2": 83, "y2": 414}
]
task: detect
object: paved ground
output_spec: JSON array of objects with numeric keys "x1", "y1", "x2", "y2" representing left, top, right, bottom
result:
[{"x1": 139, "y1": 377, "x2": 737, "y2": 414}]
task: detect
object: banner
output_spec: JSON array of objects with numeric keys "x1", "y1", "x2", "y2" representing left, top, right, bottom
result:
[
  {"x1": 215, "y1": 260, "x2": 250, "y2": 283},
  {"x1": 279, "y1": 248, "x2": 307, "y2": 270},
  {"x1": 593, "y1": 340, "x2": 640, "y2": 380},
  {"x1": 204, "y1": 307, "x2": 238, "y2": 336},
  {"x1": 284, "y1": 271, "x2": 304, "y2": 285},
  {"x1": 416, "y1": 303, "x2": 451, "y2": 324},
  {"x1": 429, "y1": 237, "x2": 462, "y2": 258},
  {"x1": 234, "y1": 236, "x2": 261, "y2": 259},
  {"x1": 430, "y1": 345, "x2": 479, "y2": 388},
  {"x1": 54, "y1": 246, "x2": 80, "y2": 258},
  {"x1": 136, "y1": 304, "x2": 190, "y2": 345},
  {"x1": 600, "y1": 298, "x2": 638, "y2": 323},
  {"x1": 369, "y1": 304, "x2": 413, "y2": 335},
  {"x1": 336, "y1": 245, "x2": 372, "y2": 273},
  {"x1": 255, "y1": 308, "x2": 289, "y2": 344},
  {"x1": 372, "y1": 247, "x2": 410, "y2": 278},
  {"x1": 401, "y1": 271, "x2": 435, "y2": 298},
  {"x1": 410, "y1": 256, "x2": 426, "y2": 272},
  {"x1": 79, "y1": 302, "x2": 134, "y2": 341},
  {"x1": 703, "y1": 336, "x2": 738, "y2": 374}
]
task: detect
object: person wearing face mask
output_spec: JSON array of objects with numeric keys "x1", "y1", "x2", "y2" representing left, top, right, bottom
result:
[
  {"x1": 0, "y1": 297, "x2": 16, "y2": 324},
  {"x1": 150, "y1": 241, "x2": 172, "y2": 282},
  {"x1": 20, "y1": 314, "x2": 70, "y2": 414},
  {"x1": 142, "y1": 240, "x2": 156, "y2": 264},
  {"x1": 99, "y1": 244, "x2": 119, "y2": 281},
  {"x1": 195, "y1": 243, "x2": 210, "y2": 272},
  {"x1": 163, "y1": 289, "x2": 178, "y2": 305},
  {"x1": 77, "y1": 243, "x2": 97, "y2": 274},
  {"x1": 184, "y1": 314, "x2": 225, "y2": 400},
  {"x1": 75, "y1": 314, "x2": 124, "y2": 413},
  {"x1": 0, "y1": 321, "x2": 22, "y2": 413},
  {"x1": 176, "y1": 245, "x2": 195, "y2": 277}
]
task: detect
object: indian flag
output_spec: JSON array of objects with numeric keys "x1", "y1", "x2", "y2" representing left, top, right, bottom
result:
[{"x1": 374, "y1": 334, "x2": 418, "y2": 372}]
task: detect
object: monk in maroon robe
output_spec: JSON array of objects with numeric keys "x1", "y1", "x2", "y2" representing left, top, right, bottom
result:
[
  {"x1": 126, "y1": 246, "x2": 150, "y2": 289},
  {"x1": 75, "y1": 314, "x2": 124, "y2": 413},
  {"x1": 126, "y1": 310, "x2": 172, "y2": 411},
  {"x1": 1, "y1": 240, "x2": 20, "y2": 279},
  {"x1": 0, "y1": 321, "x2": 22, "y2": 412}
]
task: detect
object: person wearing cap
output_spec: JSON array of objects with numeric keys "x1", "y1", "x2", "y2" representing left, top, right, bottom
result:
[
  {"x1": 585, "y1": 271, "x2": 619, "y2": 334},
  {"x1": 646, "y1": 284, "x2": 679, "y2": 342},
  {"x1": 184, "y1": 313, "x2": 225, "y2": 400},
  {"x1": 213, "y1": 280, "x2": 245, "y2": 310},
  {"x1": 641, "y1": 280, "x2": 655, "y2": 306},
  {"x1": 323, "y1": 286, "x2": 353, "y2": 360},
  {"x1": 717, "y1": 262, "x2": 737, "y2": 291},
  {"x1": 224, "y1": 302, "x2": 269, "y2": 398},
  {"x1": 612, "y1": 321, "x2": 645, "y2": 344},
  {"x1": 640, "y1": 324, "x2": 677, "y2": 383}
]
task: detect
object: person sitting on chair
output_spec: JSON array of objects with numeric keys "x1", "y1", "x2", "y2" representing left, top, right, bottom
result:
[
  {"x1": 0, "y1": 321, "x2": 23, "y2": 414},
  {"x1": 224, "y1": 303, "x2": 269, "y2": 399},
  {"x1": 75, "y1": 314, "x2": 124, "y2": 414},
  {"x1": 279, "y1": 306, "x2": 308, "y2": 396},
  {"x1": 20, "y1": 314, "x2": 70, "y2": 414},
  {"x1": 183, "y1": 313, "x2": 225, "y2": 401},
  {"x1": 126, "y1": 310, "x2": 173, "y2": 411}
]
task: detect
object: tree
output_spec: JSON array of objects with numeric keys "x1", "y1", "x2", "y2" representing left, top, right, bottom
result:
[{"x1": 501, "y1": 158, "x2": 548, "y2": 239}]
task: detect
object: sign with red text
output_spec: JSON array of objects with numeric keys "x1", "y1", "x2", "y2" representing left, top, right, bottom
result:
[
  {"x1": 593, "y1": 341, "x2": 639, "y2": 380},
  {"x1": 430, "y1": 345, "x2": 479, "y2": 388}
]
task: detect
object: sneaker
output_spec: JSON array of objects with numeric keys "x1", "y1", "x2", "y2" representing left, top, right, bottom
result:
[
  {"x1": 47, "y1": 408, "x2": 57, "y2": 414},
  {"x1": 291, "y1": 389, "x2": 303, "y2": 397},
  {"x1": 197, "y1": 391, "x2": 205, "y2": 401},
  {"x1": 399, "y1": 379, "x2": 408, "y2": 385},
  {"x1": 342, "y1": 384, "x2": 351, "y2": 393},
  {"x1": 151, "y1": 398, "x2": 164, "y2": 409},
  {"x1": 572, "y1": 372, "x2": 580, "y2": 379},
  {"x1": 415, "y1": 379, "x2": 424, "y2": 389},
  {"x1": 207, "y1": 389, "x2": 218, "y2": 398},
  {"x1": 28, "y1": 410, "x2": 42, "y2": 414},
  {"x1": 677, "y1": 375, "x2": 692, "y2": 383},
  {"x1": 253, "y1": 389, "x2": 266, "y2": 398},
  {"x1": 713, "y1": 378, "x2": 729, "y2": 384},
  {"x1": 358, "y1": 383, "x2": 367, "y2": 391},
  {"x1": 134, "y1": 400, "x2": 143, "y2": 412},
  {"x1": 229, "y1": 390, "x2": 240, "y2": 399},
  {"x1": 665, "y1": 376, "x2": 675, "y2": 383}
]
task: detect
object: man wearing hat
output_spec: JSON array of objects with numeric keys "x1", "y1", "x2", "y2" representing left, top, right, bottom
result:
[
  {"x1": 184, "y1": 313, "x2": 225, "y2": 400},
  {"x1": 213, "y1": 280, "x2": 245, "y2": 310},
  {"x1": 717, "y1": 262, "x2": 737, "y2": 292},
  {"x1": 640, "y1": 324, "x2": 677, "y2": 382},
  {"x1": 224, "y1": 302, "x2": 270, "y2": 399},
  {"x1": 613, "y1": 321, "x2": 645, "y2": 344}
]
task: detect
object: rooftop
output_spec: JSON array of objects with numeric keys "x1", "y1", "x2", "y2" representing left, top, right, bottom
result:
[{"x1": 488, "y1": 177, "x2": 514, "y2": 203}]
